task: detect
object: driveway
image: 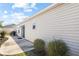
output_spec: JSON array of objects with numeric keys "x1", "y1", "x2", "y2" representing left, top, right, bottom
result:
[{"x1": 0, "y1": 35, "x2": 34, "y2": 55}]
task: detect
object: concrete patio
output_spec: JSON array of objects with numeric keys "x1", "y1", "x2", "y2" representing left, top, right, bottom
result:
[{"x1": 0, "y1": 35, "x2": 34, "y2": 55}]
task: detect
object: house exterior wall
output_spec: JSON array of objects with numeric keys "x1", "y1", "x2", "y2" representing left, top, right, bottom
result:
[
  {"x1": 17, "y1": 3, "x2": 79, "y2": 55},
  {"x1": 16, "y1": 25, "x2": 22, "y2": 37},
  {"x1": 16, "y1": 23, "x2": 26, "y2": 38}
]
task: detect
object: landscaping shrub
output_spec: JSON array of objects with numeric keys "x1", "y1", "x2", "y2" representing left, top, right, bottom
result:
[
  {"x1": 47, "y1": 40, "x2": 69, "y2": 56},
  {"x1": 0, "y1": 31, "x2": 6, "y2": 38},
  {"x1": 34, "y1": 39, "x2": 46, "y2": 56}
]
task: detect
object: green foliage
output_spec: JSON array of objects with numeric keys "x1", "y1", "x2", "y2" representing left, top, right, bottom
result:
[
  {"x1": 0, "y1": 31, "x2": 6, "y2": 38},
  {"x1": 34, "y1": 39, "x2": 45, "y2": 51},
  {"x1": 0, "y1": 21, "x2": 3, "y2": 28},
  {"x1": 47, "y1": 40, "x2": 69, "y2": 56},
  {"x1": 34, "y1": 39, "x2": 46, "y2": 55},
  {"x1": 0, "y1": 31, "x2": 8, "y2": 47}
]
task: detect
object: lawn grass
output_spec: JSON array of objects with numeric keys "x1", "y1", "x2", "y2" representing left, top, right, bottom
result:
[{"x1": 14, "y1": 52, "x2": 29, "y2": 56}]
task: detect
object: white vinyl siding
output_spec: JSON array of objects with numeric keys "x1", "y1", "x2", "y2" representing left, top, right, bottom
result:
[{"x1": 17, "y1": 3, "x2": 79, "y2": 55}]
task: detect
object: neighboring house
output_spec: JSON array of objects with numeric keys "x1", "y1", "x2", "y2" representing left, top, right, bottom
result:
[
  {"x1": 16, "y1": 3, "x2": 79, "y2": 55},
  {"x1": 3, "y1": 24, "x2": 16, "y2": 34}
]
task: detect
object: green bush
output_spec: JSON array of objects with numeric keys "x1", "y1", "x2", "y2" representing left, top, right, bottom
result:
[
  {"x1": 34, "y1": 39, "x2": 46, "y2": 56},
  {"x1": 0, "y1": 31, "x2": 6, "y2": 38},
  {"x1": 47, "y1": 40, "x2": 69, "y2": 56}
]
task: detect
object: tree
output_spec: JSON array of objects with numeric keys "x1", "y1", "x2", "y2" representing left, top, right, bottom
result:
[{"x1": 0, "y1": 21, "x2": 3, "y2": 28}]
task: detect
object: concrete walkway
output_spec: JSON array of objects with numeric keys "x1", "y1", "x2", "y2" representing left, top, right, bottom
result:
[{"x1": 0, "y1": 35, "x2": 34, "y2": 55}]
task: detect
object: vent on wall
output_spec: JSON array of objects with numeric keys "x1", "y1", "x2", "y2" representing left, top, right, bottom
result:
[
  {"x1": 32, "y1": 23, "x2": 36, "y2": 30},
  {"x1": 33, "y1": 25, "x2": 36, "y2": 29}
]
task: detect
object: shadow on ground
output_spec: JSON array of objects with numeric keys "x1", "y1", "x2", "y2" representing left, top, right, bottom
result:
[{"x1": 11, "y1": 35, "x2": 35, "y2": 56}]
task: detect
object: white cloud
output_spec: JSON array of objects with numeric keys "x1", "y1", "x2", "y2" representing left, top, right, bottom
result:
[
  {"x1": 10, "y1": 12, "x2": 29, "y2": 24},
  {"x1": 11, "y1": 12, "x2": 29, "y2": 19},
  {"x1": 12, "y1": 3, "x2": 36, "y2": 8},
  {"x1": 31, "y1": 3, "x2": 36, "y2": 7},
  {"x1": 24, "y1": 8, "x2": 32, "y2": 12},
  {"x1": 12, "y1": 3, "x2": 27, "y2": 8},
  {"x1": 12, "y1": 3, "x2": 37, "y2": 12},
  {"x1": 30, "y1": 3, "x2": 37, "y2": 9},
  {"x1": 2, "y1": 15, "x2": 8, "y2": 18},
  {"x1": 4, "y1": 10, "x2": 8, "y2": 14},
  {"x1": 1, "y1": 12, "x2": 29, "y2": 25}
]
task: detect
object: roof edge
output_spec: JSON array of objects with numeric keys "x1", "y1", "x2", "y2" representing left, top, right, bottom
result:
[{"x1": 16, "y1": 3, "x2": 63, "y2": 26}]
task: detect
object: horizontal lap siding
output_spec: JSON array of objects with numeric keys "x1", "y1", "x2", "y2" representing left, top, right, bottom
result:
[
  {"x1": 25, "y1": 4, "x2": 79, "y2": 55},
  {"x1": 47, "y1": 4, "x2": 79, "y2": 55}
]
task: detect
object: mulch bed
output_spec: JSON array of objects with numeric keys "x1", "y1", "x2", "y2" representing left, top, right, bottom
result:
[{"x1": 27, "y1": 49, "x2": 46, "y2": 56}]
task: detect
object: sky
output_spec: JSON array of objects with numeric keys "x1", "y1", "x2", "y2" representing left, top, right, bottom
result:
[{"x1": 0, "y1": 3, "x2": 51, "y2": 26}]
